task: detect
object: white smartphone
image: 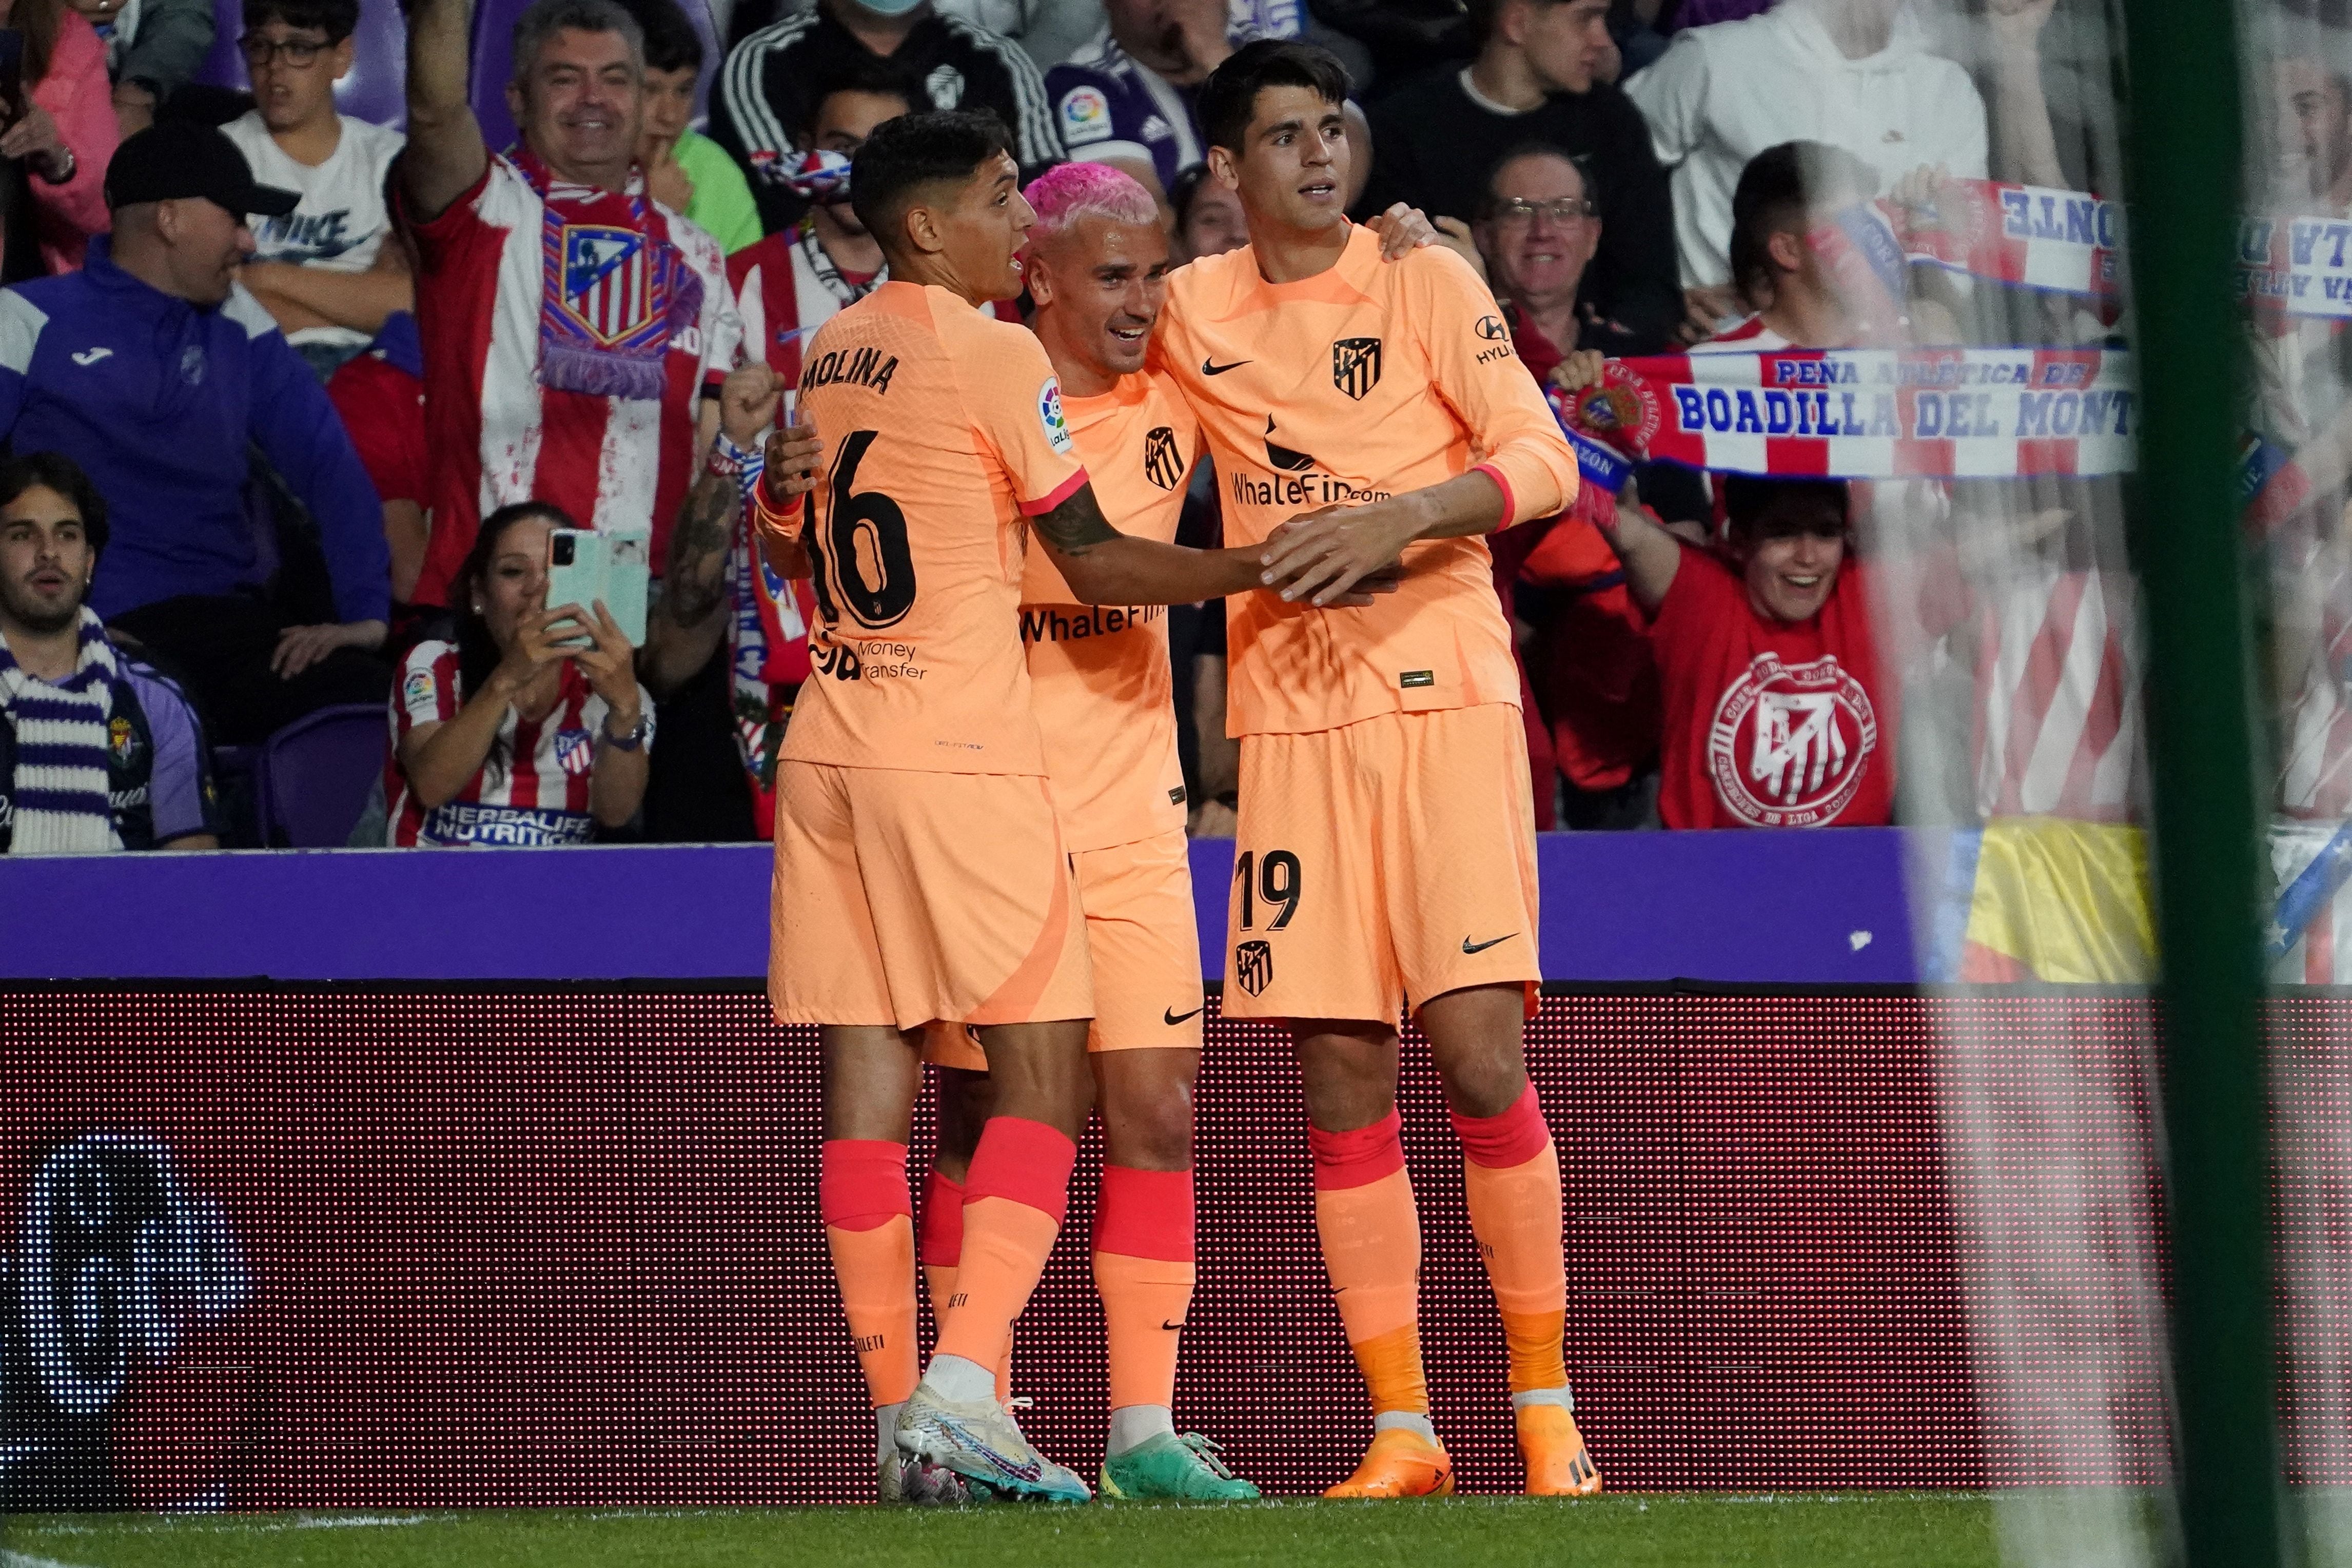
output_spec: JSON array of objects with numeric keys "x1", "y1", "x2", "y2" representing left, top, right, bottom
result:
[{"x1": 545, "y1": 527, "x2": 650, "y2": 649}]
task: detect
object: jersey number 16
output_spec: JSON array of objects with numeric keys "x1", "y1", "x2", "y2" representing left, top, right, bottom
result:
[{"x1": 806, "y1": 428, "x2": 918, "y2": 630}]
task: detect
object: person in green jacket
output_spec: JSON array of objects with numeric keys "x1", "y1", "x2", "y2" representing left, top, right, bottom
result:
[{"x1": 621, "y1": 0, "x2": 761, "y2": 252}]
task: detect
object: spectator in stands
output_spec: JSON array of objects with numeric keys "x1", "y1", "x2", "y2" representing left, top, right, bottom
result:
[
  {"x1": 1045, "y1": 0, "x2": 1229, "y2": 199},
  {"x1": 0, "y1": 450, "x2": 220, "y2": 852},
  {"x1": 398, "y1": 0, "x2": 741, "y2": 610},
  {"x1": 726, "y1": 54, "x2": 918, "y2": 382},
  {"x1": 324, "y1": 188, "x2": 427, "y2": 609},
  {"x1": 75, "y1": 0, "x2": 209, "y2": 137},
  {"x1": 1704, "y1": 140, "x2": 1880, "y2": 351},
  {"x1": 225, "y1": 0, "x2": 410, "y2": 381},
  {"x1": 385, "y1": 499, "x2": 652, "y2": 846},
  {"x1": 1474, "y1": 142, "x2": 1642, "y2": 374},
  {"x1": 930, "y1": 0, "x2": 1112, "y2": 75},
  {"x1": 621, "y1": 0, "x2": 761, "y2": 253},
  {"x1": 1357, "y1": 0, "x2": 1678, "y2": 352},
  {"x1": 1600, "y1": 473, "x2": 1893, "y2": 828},
  {"x1": 1625, "y1": 0, "x2": 1987, "y2": 341},
  {"x1": 0, "y1": 123, "x2": 389, "y2": 744},
  {"x1": 0, "y1": 0, "x2": 117, "y2": 275},
  {"x1": 713, "y1": 0, "x2": 1061, "y2": 235},
  {"x1": 1168, "y1": 158, "x2": 1243, "y2": 261}
]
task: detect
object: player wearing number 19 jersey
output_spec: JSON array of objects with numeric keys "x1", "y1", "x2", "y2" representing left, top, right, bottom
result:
[{"x1": 1151, "y1": 43, "x2": 1602, "y2": 1498}]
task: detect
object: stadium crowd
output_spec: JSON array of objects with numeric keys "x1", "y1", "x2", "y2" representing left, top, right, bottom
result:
[{"x1": 0, "y1": 0, "x2": 2231, "y2": 855}]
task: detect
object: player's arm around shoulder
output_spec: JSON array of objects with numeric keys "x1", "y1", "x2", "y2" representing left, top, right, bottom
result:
[{"x1": 1406, "y1": 240, "x2": 1581, "y2": 527}]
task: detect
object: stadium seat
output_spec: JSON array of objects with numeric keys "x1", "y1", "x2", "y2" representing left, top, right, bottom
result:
[
  {"x1": 253, "y1": 703, "x2": 389, "y2": 848},
  {"x1": 468, "y1": 0, "x2": 720, "y2": 154},
  {"x1": 189, "y1": 0, "x2": 410, "y2": 129}
]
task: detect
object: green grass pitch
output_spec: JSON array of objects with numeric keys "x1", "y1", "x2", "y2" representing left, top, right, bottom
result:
[{"x1": 3, "y1": 1494, "x2": 2000, "y2": 1567}]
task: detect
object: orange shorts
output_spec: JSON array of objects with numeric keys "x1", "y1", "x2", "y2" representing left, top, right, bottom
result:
[
  {"x1": 925, "y1": 826, "x2": 1206, "y2": 1068},
  {"x1": 1222, "y1": 703, "x2": 1540, "y2": 1028},
  {"x1": 769, "y1": 760, "x2": 1093, "y2": 1030}
]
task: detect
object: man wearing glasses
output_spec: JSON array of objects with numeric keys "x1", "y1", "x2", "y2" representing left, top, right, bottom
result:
[{"x1": 223, "y1": 0, "x2": 410, "y2": 381}]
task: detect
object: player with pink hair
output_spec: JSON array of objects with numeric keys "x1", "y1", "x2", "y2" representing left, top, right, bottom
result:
[{"x1": 914, "y1": 156, "x2": 1262, "y2": 1503}]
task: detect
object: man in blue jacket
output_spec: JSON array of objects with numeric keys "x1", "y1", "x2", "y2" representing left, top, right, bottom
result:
[{"x1": 0, "y1": 123, "x2": 393, "y2": 742}]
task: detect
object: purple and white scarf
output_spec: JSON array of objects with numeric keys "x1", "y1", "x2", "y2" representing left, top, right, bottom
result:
[
  {"x1": 0, "y1": 608, "x2": 120, "y2": 854},
  {"x1": 514, "y1": 149, "x2": 704, "y2": 403}
]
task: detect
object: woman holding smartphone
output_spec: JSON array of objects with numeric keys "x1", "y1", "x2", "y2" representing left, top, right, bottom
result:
[
  {"x1": 383, "y1": 500, "x2": 654, "y2": 848},
  {"x1": 0, "y1": 0, "x2": 116, "y2": 274}
]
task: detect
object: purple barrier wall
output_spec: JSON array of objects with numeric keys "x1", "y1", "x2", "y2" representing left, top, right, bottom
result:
[{"x1": 0, "y1": 831, "x2": 1929, "y2": 984}]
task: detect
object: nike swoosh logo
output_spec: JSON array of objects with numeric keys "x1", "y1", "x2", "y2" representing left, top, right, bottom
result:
[
  {"x1": 1462, "y1": 934, "x2": 1517, "y2": 954},
  {"x1": 1161, "y1": 1319, "x2": 1187, "y2": 1330},
  {"x1": 1202, "y1": 357, "x2": 1249, "y2": 375},
  {"x1": 71, "y1": 347, "x2": 112, "y2": 366},
  {"x1": 1164, "y1": 1005, "x2": 1205, "y2": 1026}
]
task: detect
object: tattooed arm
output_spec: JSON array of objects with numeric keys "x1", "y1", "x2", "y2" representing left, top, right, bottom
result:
[
  {"x1": 1035, "y1": 483, "x2": 1403, "y2": 609},
  {"x1": 1032, "y1": 483, "x2": 1267, "y2": 606},
  {"x1": 641, "y1": 365, "x2": 782, "y2": 698}
]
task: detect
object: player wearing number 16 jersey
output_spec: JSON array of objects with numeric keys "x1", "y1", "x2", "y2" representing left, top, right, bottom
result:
[
  {"x1": 768, "y1": 110, "x2": 1316, "y2": 1506},
  {"x1": 1150, "y1": 42, "x2": 1601, "y2": 1498}
]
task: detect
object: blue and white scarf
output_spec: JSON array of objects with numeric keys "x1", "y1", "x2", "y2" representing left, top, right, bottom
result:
[{"x1": 0, "y1": 609, "x2": 121, "y2": 854}]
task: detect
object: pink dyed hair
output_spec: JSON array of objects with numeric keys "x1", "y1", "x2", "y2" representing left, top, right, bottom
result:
[{"x1": 1023, "y1": 161, "x2": 1159, "y2": 244}]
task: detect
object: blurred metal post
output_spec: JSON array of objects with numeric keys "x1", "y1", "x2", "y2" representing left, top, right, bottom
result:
[{"x1": 2117, "y1": 0, "x2": 2284, "y2": 1561}]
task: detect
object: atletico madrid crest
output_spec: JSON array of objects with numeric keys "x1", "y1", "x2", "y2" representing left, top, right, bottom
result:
[
  {"x1": 558, "y1": 224, "x2": 659, "y2": 348},
  {"x1": 1332, "y1": 337, "x2": 1382, "y2": 400},
  {"x1": 1143, "y1": 425, "x2": 1184, "y2": 490}
]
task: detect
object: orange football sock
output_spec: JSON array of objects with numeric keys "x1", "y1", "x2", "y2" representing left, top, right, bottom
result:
[
  {"x1": 1094, "y1": 1165, "x2": 1197, "y2": 1415},
  {"x1": 918, "y1": 1172, "x2": 1014, "y2": 1401},
  {"x1": 820, "y1": 1139, "x2": 918, "y2": 1407},
  {"x1": 932, "y1": 1118, "x2": 1074, "y2": 1369},
  {"x1": 1454, "y1": 1087, "x2": 1569, "y2": 1395},
  {"x1": 1309, "y1": 1111, "x2": 1428, "y2": 1417}
]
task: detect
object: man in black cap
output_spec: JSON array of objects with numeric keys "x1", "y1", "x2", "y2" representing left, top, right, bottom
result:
[{"x1": 0, "y1": 122, "x2": 393, "y2": 746}]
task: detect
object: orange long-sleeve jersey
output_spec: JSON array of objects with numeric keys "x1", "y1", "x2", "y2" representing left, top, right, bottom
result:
[{"x1": 1152, "y1": 226, "x2": 1580, "y2": 737}]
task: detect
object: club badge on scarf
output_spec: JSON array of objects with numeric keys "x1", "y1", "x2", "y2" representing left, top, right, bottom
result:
[
  {"x1": 515, "y1": 150, "x2": 704, "y2": 402},
  {"x1": 1558, "y1": 348, "x2": 2138, "y2": 481},
  {"x1": 1881, "y1": 179, "x2": 2121, "y2": 301}
]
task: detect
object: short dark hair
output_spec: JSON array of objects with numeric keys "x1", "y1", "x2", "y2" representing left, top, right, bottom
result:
[
  {"x1": 0, "y1": 452, "x2": 110, "y2": 557},
  {"x1": 848, "y1": 109, "x2": 1013, "y2": 257},
  {"x1": 612, "y1": 0, "x2": 700, "y2": 75},
  {"x1": 1197, "y1": 40, "x2": 1351, "y2": 155},
  {"x1": 1168, "y1": 162, "x2": 1215, "y2": 230},
  {"x1": 802, "y1": 51, "x2": 925, "y2": 137},
  {"x1": 1728, "y1": 140, "x2": 1876, "y2": 309},
  {"x1": 1481, "y1": 140, "x2": 1600, "y2": 217},
  {"x1": 242, "y1": 0, "x2": 360, "y2": 43},
  {"x1": 1722, "y1": 475, "x2": 1850, "y2": 542}
]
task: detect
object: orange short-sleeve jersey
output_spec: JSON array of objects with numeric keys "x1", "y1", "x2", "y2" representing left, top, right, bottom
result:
[
  {"x1": 1153, "y1": 226, "x2": 1580, "y2": 738},
  {"x1": 781, "y1": 282, "x2": 1090, "y2": 776},
  {"x1": 1018, "y1": 369, "x2": 1198, "y2": 851}
]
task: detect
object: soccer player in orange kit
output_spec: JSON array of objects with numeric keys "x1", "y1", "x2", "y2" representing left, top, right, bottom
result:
[
  {"x1": 919, "y1": 159, "x2": 1260, "y2": 1501},
  {"x1": 1148, "y1": 40, "x2": 1603, "y2": 1499},
  {"x1": 765, "y1": 108, "x2": 1388, "y2": 1505}
]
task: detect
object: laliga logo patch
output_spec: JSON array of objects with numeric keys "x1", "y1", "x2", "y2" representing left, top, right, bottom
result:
[
  {"x1": 1059, "y1": 85, "x2": 1112, "y2": 146},
  {"x1": 554, "y1": 727, "x2": 596, "y2": 776},
  {"x1": 1038, "y1": 379, "x2": 1073, "y2": 454},
  {"x1": 1707, "y1": 652, "x2": 1877, "y2": 828},
  {"x1": 402, "y1": 665, "x2": 438, "y2": 710}
]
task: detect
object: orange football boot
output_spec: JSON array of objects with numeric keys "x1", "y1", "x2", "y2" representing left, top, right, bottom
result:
[
  {"x1": 1323, "y1": 1427, "x2": 1455, "y2": 1499},
  {"x1": 1518, "y1": 1403, "x2": 1603, "y2": 1496}
]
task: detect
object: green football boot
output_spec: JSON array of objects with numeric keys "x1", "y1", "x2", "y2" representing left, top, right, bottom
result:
[{"x1": 1099, "y1": 1433, "x2": 1262, "y2": 1501}]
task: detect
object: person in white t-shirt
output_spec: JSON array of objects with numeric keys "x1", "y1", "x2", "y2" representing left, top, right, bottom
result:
[
  {"x1": 1624, "y1": 0, "x2": 1986, "y2": 342},
  {"x1": 223, "y1": 0, "x2": 409, "y2": 379}
]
